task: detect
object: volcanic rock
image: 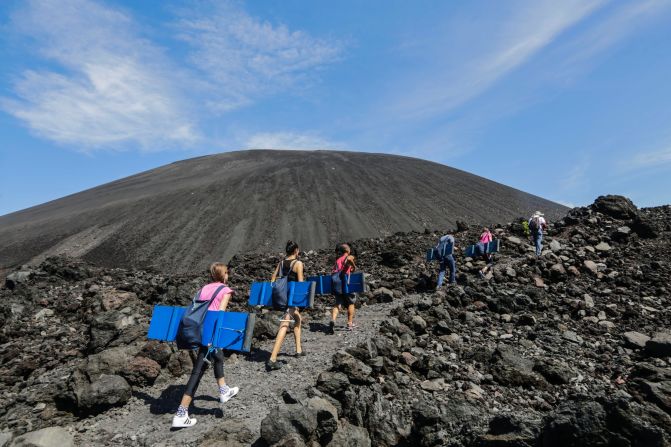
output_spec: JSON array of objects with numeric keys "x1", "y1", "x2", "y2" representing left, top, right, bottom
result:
[
  {"x1": 74, "y1": 374, "x2": 131, "y2": 414},
  {"x1": 646, "y1": 331, "x2": 671, "y2": 358},
  {"x1": 623, "y1": 331, "x2": 650, "y2": 349},
  {"x1": 10, "y1": 427, "x2": 73, "y2": 447},
  {"x1": 592, "y1": 195, "x2": 638, "y2": 219}
]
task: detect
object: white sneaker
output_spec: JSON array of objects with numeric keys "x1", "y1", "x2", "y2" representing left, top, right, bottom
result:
[
  {"x1": 220, "y1": 386, "x2": 239, "y2": 403},
  {"x1": 172, "y1": 414, "x2": 197, "y2": 428}
]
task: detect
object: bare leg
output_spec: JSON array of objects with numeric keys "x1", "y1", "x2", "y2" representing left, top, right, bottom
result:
[
  {"x1": 179, "y1": 395, "x2": 192, "y2": 408},
  {"x1": 270, "y1": 320, "x2": 290, "y2": 362},
  {"x1": 293, "y1": 310, "x2": 302, "y2": 354},
  {"x1": 331, "y1": 305, "x2": 340, "y2": 322},
  {"x1": 347, "y1": 304, "x2": 355, "y2": 326}
]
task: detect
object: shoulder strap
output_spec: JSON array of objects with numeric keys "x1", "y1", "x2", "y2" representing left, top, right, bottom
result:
[
  {"x1": 194, "y1": 285, "x2": 226, "y2": 305},
  {"x1": 280, "y1": 259, "x2": 297, "y2": 278},
  {"x1": 340, "y1": 254, "x2": 351, "y2": 273}
]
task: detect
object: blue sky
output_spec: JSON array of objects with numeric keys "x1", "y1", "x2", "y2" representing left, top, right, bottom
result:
[{"x1": 1, "y1": 0, "x2": 671, "y2": 216}]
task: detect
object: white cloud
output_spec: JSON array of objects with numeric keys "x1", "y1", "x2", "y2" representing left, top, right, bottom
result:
[
  {"x1": 244, "y1": 132, "x2": 344, "y2": 150},
  {"x1": 387, "y1": 0, "x2": 605, "y2": 120},
  {"x1": 2, "y1": 0, "x2": 198, "y2": 151},
  {"x1": 174, "y1": 1, "x2": 343, "y2": 112},
  {"x1": 626, "y1": 146, "x2": 671, "y2": 169}
]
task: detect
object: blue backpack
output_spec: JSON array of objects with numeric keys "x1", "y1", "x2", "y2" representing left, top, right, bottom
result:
[
  {"x1": 272, "y1": 260, "x2": 296, "y2": 310},
  {"x1": 331, "y1": 255, "x2": 350, "y2": 295},
  {"x1": 175, "y1": 285, "x2": 226, "y2": 350},
  {"x1": 434, "y1": 236, "x2": 454, "y2": 260}
]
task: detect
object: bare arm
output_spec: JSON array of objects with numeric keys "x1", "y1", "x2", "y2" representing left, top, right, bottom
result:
[
  {"x1": 218, "y1": 293, "x2": 232, "y2": 311},
  {"x1": 271, "y1": 262, "x2": 280, "y2": 282},
  {"x1": 346, "y1": 255, "x2": 356, "y2": 272},
  {"x1": 295, "y1": 261, "x2": 304, "y2": 281}
]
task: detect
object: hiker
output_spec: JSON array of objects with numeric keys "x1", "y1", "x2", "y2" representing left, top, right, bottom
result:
[
  {"x1": 528, "y1": 211, "x2": 548, "y2": 256},
  {"x1": 267, "y1": 240, "x2": 305, "y2": 370},
  {"x1": 329, "y1": 243, "x2": 357, "y2": 334},
  {"x1": 435, "y1": 234, "x2": 456, "y2": 289},
  {"x1": 477, "y1": 227, "x2": 494, "y2": 279},
  {"x1": 172, "y1": 263, "x2": 239, "y2": 428}
]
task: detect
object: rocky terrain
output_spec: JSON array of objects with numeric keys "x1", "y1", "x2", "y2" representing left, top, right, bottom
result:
[
  {"x1": 1, "y1": 195, "x2": 669, "y2": 446},
  {"x1": 0, "y1": 150, "x2": 565, "y2": 274}
]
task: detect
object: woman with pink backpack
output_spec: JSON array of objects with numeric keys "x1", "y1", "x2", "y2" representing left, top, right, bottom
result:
[{"x1": 329, "y1": 243, "x2": 357, "y2": 334}]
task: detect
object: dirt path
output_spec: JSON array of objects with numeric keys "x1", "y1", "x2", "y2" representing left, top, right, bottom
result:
[{"x1": 73, "y1": 299, "x2": 405, "y2": 446}]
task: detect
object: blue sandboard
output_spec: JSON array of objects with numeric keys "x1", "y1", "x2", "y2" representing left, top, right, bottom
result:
[
  {"x1": 306, "y1": 272, "x2": 366, "y2": 295},
  {"x1": 147, "y1": 306, "x2": 255, "y2": 352},
  {"x1": 248, "y1": 281, "x2": 316, "y2": 308},
  {"x1": 465, "y1": 240, "x2": 500, "y2": 258},
  {"x1": 426, "y1": 241, "x2": 454, "y2": 262}
]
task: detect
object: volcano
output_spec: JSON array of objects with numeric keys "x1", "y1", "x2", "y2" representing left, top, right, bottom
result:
[{"x1": 0, "y1": 150, "x2": 565, "y2": 272}]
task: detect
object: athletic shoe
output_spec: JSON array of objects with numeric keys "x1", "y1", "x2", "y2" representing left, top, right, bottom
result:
[
  {"x1": 295, "y1": 351, "x2": 306, "y2": 357},
  {"x1": 478, "y1": 271, "x2": 485, "y2": 279},
  {"x1": 220, "y1": 386, "x2": 239, "y2": 403},
  {"x1": 172, "y1": 414, "x2": 197, "y2": 428},
  {"x1": 347, "y1": 323, "x2": 357, "y2": 331},
  {"x1": 328, "y1": 321, "x2": 335, "y2": 335},
  {"x1": 267, "y1": 360, "x2": 282, "y2": 371}
]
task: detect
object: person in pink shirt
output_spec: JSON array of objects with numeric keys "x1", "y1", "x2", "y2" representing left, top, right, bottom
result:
[
  {"x1": 329, "y1": 243, "x2": 357, "y2": 334},
  {"x1": 477, "y1": 227, "x2": 494, "y2": 279},
  {"x1": 172, "y1": 262, "x2": 239, "y2": 429}
]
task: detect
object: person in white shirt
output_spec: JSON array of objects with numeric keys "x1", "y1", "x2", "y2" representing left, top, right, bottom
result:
[{"x1": 528, "y1": 211, "x2": 548, "y2": 256}]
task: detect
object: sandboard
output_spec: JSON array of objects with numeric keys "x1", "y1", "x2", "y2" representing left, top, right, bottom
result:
[
  {"x1": 426, "y1": 241, "x2": 454, "y2": 262},
  {"x1": 306, "y1": 272, "x2": 366, "y2": 295},
  {"x1": 465, "y1": 239, "x2": 500, "y2": 258},
  {"x1": 147, "y1": 306, "x2": 256, "y2": 352},
  {"x1": 247, "y1": 281, "x2": 316, "y2": 308}
]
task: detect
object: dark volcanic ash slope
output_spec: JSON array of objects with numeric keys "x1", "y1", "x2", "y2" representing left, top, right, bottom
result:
[{"x1": 0, "y1": 150, "x2": 564, "y2": 273}]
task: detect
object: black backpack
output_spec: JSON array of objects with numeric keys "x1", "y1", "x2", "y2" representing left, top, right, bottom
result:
[
  {"x1": 272, "y1": 260, "x2": 296, "y2": 310},
  {"x1": 529, "y1": 217, "x2": 541, "y2": 235},
  {"x1": 176, "y1": 285, "x2": 226, "y2": 350}
]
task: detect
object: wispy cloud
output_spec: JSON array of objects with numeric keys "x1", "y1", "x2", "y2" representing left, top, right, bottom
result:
[
  {"x1": 552, "y1": 0, "x2": 671, "y2": 80},
  {"x1": 174, "y1": 1, "x2": 344, "y2": 112},
  {"x1": 561, "y1": 156, "x2": 591, "y2": 191},
  {"x1": 625, "y1": 146, "x2": 671, "y2": 169},
  {"x1": 243, "y1": 132, "x2": 344, "y2": 150},
  {"x1": 386, "y1": 0, "x2": 605, "y2": 120},
  {"x1": 2, "y1": 0, "x2": 198, "y2": 151}
]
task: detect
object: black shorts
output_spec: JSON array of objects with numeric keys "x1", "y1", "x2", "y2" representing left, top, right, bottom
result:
[{"x1": 335, "y1": 294, "x2": 356, "y2": 306}]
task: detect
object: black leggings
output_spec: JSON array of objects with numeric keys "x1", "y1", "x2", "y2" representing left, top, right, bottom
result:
[{"x1": 184, "y1": 347, "x2": 224, "y2": 397}]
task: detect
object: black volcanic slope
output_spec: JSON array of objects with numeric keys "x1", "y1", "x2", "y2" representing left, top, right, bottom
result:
[{"x1": 0, "y1": 150, "x2": 565, "y2": 272}]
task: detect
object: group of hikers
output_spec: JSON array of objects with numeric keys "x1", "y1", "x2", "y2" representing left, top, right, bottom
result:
[
  {"x1": 435, "y1": 211, "x2": 548, "y2": 289},
  {"x1": 171, "y1": 211, "x2": 548, "y2": 428},
  {"x1": 172, "y1": 240, "x2": 357, "y2": 428}
]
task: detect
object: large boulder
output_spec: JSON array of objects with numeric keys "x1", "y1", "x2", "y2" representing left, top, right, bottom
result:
[
  {"x1": 259, "y1": 397, "x2": 338, "y2": 446},
  {"x1": 540, "y1": 401, "x2": 609, "y2": 446},
  {"x1": 327, "y1": 420, "x2": 371, "y2": 447},
  {"x1": 592, "y1": 195, "x2": 638, "y2": 219},
  {"x1": 4, "y1": 271, "x2": 32, "y2": 290},
  {"x1": 11, "y1": 427, "x2": 73, "y2": 447},
  {"x1": 121, "y1": 356, "x2": 161, "y2": 386},
  {"x1": 85, "y1": 346, "x2": 137, "y2": 379},
  {"x1": 137, "y1": 340, "x2": 172, "y2": 367},
  {"x1": 646, "y1": 331, "x2": 671, "y2": 358},
  {"x1": 75, "y1": 374, "x2": 131, "y2": 414},
  {"x1": 332, "y1": 351, "x2": 374, "y2": 384},
  {"x1": 490, "y1": 347, "x2": 548, "y2": 389}
]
